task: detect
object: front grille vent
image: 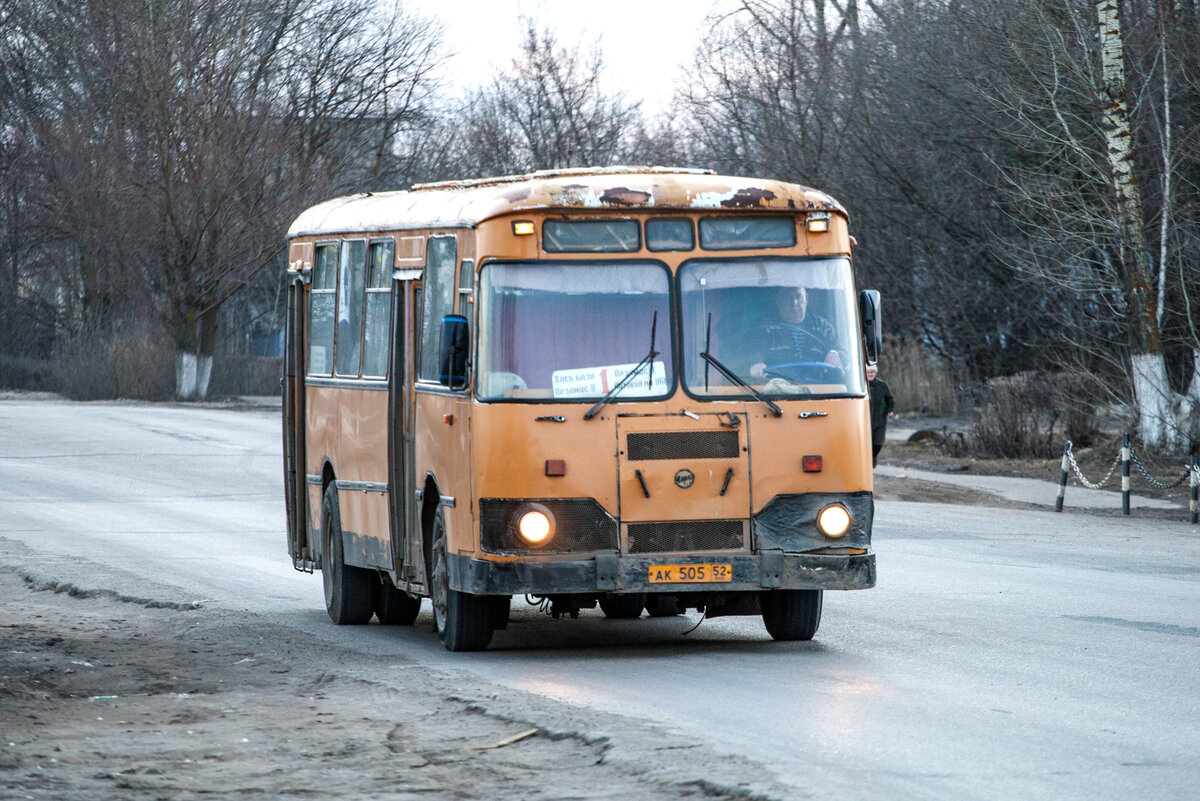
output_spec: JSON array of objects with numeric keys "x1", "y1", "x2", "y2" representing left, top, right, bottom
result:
[
  {"x1": 480, "y1": 498, "x2": 618, "y2": 555},
  {"x1": 626, "y1": 430, "x2": 739, "y2": 461},
  {"x1": 626, "y1": 520, "x2": 745, "y2": 554}
]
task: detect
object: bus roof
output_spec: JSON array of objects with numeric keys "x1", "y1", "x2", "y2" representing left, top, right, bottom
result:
[{"x1": 287, "y1": 167, "x2": 846, "y2": 238}]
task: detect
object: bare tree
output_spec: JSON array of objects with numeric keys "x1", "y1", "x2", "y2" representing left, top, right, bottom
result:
[
  {"x1": 444, "y1": 19, "x2": 644, "y2": 177},
  {"x1": 1, "y1": 0, "x2": 444, "y2": 397},
  {"x1": 955, "y1": 0, "x2": 1198, "y2": 448}
]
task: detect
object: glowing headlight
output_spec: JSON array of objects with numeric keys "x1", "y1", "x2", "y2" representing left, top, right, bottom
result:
[
  {"x1": 517, "y1": 509, "x2": 552, "y2": 545},
  {"x1": 816, "y1": 504, "x2": 851, "y2": 537}
]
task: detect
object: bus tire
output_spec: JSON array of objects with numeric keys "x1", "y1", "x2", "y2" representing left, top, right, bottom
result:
[
  {"x1": 644, "y1": 595, "x2": 681, "y2": 617},
  {"x1": 760, "y1": 589, "x2": 822, "y2": 641},
  {"x1": 599, "y1": 593, "x2": 647, "y2": 619},
  {"x1": 430, "y1": 506, "x2": 493, "y2": 651},
  {"x1": 321, "y1": 483, "x2": 377, "y2": 625},
  {"x1": 376, "y1": 583, "x2": 420, "y2": 625}
]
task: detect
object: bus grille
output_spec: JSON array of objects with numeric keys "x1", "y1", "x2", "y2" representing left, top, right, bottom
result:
[
  {"x1": 480, "y1": 498, "x2": 619, "y2": 555},
  {"x1": 626, "y1": 520, "x2": 745, "y2": 554},
  {"x1": 626, "y1": 430, "x2": 740, "y2": 461}
]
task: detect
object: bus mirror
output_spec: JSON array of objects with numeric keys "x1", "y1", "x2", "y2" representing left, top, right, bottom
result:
[
  {"x1": 859, "y1": 289, "x2": 882, "y2": 364},
  {"x1": 439, "y1": 314, "x2": 470, "y2": 389}
]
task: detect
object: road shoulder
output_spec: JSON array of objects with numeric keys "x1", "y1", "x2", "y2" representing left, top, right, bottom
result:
[{"x1": 0, "y1": 537, "x2": 791, "y2": 800}]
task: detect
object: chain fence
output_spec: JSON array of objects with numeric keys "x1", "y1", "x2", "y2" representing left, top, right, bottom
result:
[
  {"x1": 1055, "y1": 435, "x2": 1199, "y2": 524},
  {"x1": 1063, "y1": 443, "x2": 1121, "y2": 490}
]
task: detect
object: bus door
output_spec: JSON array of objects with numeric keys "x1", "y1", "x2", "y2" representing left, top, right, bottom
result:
[
  {"x1": 616, "y1": 412, "x2": 751, "y2": 552},
  {"x1": 283, "y1": 267, "x2": 312, "y2": 571},
  {"x1": 387, "y1": 273, "x2": 421, "y2": 586}
]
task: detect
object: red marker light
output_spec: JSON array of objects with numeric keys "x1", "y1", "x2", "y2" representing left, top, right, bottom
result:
[
  {"x1": 545, "y1": 459, "x2": 566, "y2": 477},
  {"x1": 802, "y1": 455, "x2": 823, "y2": 472}
]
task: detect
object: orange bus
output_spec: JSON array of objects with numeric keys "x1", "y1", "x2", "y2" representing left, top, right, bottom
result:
[{"x1": 283, "y1": 167, "x2": 881, "y2": 651}]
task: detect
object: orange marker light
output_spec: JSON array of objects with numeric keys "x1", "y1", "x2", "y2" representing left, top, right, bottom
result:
[
  {"x1": 443, "y1": 414, "x2": 454, "y2": 425},
  {"x1": 807, "y1": 215, "x2": 830, "y2": 234},
  {"x1": 512, "y1": 220, "x2": 535, "y2": 236}
]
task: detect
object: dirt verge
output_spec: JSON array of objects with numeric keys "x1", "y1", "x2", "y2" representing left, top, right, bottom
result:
[{"x1": 0, "y1": 560, "x2": 761, "y2": 801}]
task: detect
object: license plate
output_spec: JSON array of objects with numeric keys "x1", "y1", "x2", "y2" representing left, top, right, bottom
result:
[{"x1": 648, "y1": 564, "x2": 732, "y2": 584}]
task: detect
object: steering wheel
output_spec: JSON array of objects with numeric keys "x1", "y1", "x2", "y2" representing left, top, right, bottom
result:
[{"x1": 763, "y1": 361, "x2": 845, "y2": 384}]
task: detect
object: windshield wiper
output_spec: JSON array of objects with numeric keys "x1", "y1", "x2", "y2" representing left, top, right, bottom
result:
[
  {"x1": 699, "y1": 351, "x2": 782, "y2": 418},
  {"x1": 584, "y1": 311, "x2": 659, "y2": 421}
]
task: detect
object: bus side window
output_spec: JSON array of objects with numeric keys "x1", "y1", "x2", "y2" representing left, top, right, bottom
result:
[
  {"x1": 418, "y1": 235, "x2": 457, "y2": 382},
  {"x1": 362, "y1": 239, "x2": 394, "y2": 378},
  {"x1": 334, "y1": 239, "x2": 367, "y2": 377},
  {"x1": 457, "y1": 259, "x2": 474, "y2": 316},
  {"x1": 308, "y1": 243, "x2": 338, "y2": 376}
]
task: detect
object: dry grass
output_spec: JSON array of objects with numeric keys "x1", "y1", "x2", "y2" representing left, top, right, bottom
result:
[
  {"x1": 878, "y1": 336, "x2": 961, "y2": 415},
  {"x1": 54, "y1": 319, "x2": 175, "y2": 401}
]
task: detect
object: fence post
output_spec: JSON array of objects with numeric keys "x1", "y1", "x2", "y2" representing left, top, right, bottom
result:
[
  {"x1": 1191, "y1": 455, "x2": 1198, "y2": 525},
  {"x1": 1121, "y1": 434, "x2": 1132, "y2": 516},
  {"x1": 1055, "y1": 442, "x2": 1071, "y2": 512}
]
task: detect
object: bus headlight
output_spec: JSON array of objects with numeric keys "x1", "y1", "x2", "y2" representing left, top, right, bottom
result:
[
  {"x1": 816, "y1": 504, "x2": 851, "y2": 537},
  {"x1": 517, "y1": 508, "x2": 553, "y2": 545}
]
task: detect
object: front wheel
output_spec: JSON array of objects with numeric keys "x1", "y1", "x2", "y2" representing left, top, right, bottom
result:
[
  {"x1": 760, "y1": 589, "x2": 822, "y2": 641},
  {"x1": 430, "y1": 506, "x2": 493, "y2": 651},
  {"x1": 321, "y1": 483, "x2": 378, "y2": 625}
]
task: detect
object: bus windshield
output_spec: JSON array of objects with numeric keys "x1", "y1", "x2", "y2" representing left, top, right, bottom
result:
[
  {"x1": 679, "y1": 257, "x2": 865, "y2": 398},
  {"x1": 477, "y1": 261, "x2": 675, "y2": 401}
]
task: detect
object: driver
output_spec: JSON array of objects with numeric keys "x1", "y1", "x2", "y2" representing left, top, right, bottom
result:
[{"x1": 749, "y1": 286, "x2": 842, "y2": 380}]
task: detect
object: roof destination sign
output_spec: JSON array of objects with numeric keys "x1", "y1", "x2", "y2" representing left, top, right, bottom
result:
[{"x1": 552, "y1": 362, "x2": 668, "y2": 399}]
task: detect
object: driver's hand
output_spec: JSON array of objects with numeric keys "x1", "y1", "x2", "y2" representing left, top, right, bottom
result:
[
  {"x1": 750, "y1": 362, "x2": 766, "y2": 379},
  {"x1": 824, "y1": 350, "x2": 844, "y2": 368}
]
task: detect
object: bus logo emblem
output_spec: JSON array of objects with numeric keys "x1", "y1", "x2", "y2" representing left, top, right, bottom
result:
[{"x1": 674, "y1": 469, "x2": 695, "y2": 489}]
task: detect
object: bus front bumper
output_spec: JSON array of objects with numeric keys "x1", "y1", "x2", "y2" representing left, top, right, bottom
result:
[{"x1": 447, "y1": 551, "x2": 875, "y2": 596}]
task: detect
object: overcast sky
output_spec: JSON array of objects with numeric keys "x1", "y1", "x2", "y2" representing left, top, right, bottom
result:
[{"x1": 407, "y1": 0, "x2": 732, "y2": 113}]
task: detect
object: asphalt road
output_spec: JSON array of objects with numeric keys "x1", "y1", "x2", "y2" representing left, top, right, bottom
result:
[{"x1": 2, "y1": 397, "x2": 1198, "y2": 800}]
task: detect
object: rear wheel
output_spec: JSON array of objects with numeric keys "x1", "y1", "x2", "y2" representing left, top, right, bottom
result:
[
  {"x1": 430, "y1": 506, "x2": 493, "y2": 651},
  {"x1": 599, "y1": 593, "x2": 647, "y2": 619},
  {"x1": 321, "y1": 483, "x2": 377, "y2": 625},
  {"x1": 376, "y1": 583, "x2": 420, "y2": 625},
  {"x1": 760, "y1": 589, "x2": 822, "y2": 641},
  {"x1": 644, "y1": 595, "x2": 681, "y2": 617}
]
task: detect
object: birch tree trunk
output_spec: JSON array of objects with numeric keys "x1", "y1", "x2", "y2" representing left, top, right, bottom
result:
[{"x1": 1095, "y1": 0, "x2": 1184, "y2": 449}]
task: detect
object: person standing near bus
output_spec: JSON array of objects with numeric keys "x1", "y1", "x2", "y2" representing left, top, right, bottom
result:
[{"x1": 867, "y1": 363, "x2": 894, "y2": 467}]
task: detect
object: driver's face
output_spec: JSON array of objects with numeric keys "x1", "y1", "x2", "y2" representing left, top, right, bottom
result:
[{"x1": 776, "y1": 287, "x2": 808, "y2": 324}]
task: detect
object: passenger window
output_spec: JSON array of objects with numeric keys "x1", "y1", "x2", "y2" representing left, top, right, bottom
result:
[
  {"x1": 418, "y1": 235, "x2": 457, "y2": 381},
  {"x1": 646, "y1": 218, "x2": 694, "y2": 251},
  {"x1": 362, "y1": 239, "x2": 394, "y2": 378},
  {"x1": 308, "y1": 243, "x2": 337, "y2": 375},
  {"x1": 334, "y1": 239, "x2": 367, "y2": 377}
]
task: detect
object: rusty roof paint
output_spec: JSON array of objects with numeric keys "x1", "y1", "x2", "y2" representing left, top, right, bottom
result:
[
  {"x1": 600, "y1": 187, "x2": 653, "y2": 206},
  {"x1": 287, "y1": 167, "x2": 846, "y2": 238},
  {"x1": 722, "y1": 187, "x2": 777, "y2": 208}
]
